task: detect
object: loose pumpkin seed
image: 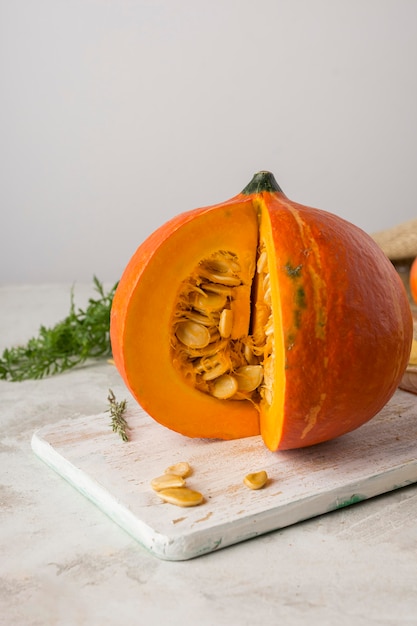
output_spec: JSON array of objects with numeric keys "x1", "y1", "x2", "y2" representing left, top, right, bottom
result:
[
  {"x1": 164, "y1": 461, "x2": 191, "y2": 478},
  {"x1": 150, "y1": 474, "x2": 186, "y2": 491},
  {"x1": 244, "y1": 470, "x2": 268, "y2": 490},
  {"x1": 157, "y1": 487, "x2": 204, "y2": 507}
]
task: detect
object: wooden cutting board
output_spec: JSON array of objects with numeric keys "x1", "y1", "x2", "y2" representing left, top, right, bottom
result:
[{"x1": 31, "y1": 388, "x2": 417, "y2": 561}]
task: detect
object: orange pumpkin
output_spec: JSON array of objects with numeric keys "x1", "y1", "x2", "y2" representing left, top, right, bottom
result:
[
  {"x1": 410, "y1": 256, "x2": 417, "y2": 304},
  {"x1": 110, "y1": 171, "x2": 412, "y2": 451}
]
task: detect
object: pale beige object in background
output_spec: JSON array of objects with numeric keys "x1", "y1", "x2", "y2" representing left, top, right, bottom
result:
[{"x1": 372, "y1": 218, "x2": 417, "y2": 261}]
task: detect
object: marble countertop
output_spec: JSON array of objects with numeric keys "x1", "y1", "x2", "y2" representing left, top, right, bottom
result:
[{"x1": 1, "y1": 283, "x2": 417, "y2": 626}]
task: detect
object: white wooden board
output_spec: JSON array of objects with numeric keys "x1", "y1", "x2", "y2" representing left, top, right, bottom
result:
[{"x1": 31, "y1": 388, "x2": 417, "y2": 561}]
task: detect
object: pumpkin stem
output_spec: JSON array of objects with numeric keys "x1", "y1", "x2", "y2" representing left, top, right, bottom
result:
[{"x1": 241, "y1": 171, "x2": 283, "y2": 195}]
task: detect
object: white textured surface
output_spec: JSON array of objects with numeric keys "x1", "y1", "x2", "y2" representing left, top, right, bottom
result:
[
  {"x1": 1, "y1": 284, "x2": 417, "y2": 623},
  {"x1": 32, "y1": 392, "x2": 417, "y2": 561}
]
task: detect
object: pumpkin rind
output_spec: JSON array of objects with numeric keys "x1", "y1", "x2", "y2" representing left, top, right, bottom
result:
[
  {"x1": 110, "y1": 172, "x2": 413, "y2": 451},
  {"x1": 256, "y1": 192, "x2": 412, "y2": 450}
]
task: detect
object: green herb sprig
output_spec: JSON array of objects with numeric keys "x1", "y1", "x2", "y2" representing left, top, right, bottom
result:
[
  {"x1": 107, "y1": 389, "x2": 129, "y2": 441},
  {"x1": 0, "y1": 276, "x2": 118, "y2": 381}
]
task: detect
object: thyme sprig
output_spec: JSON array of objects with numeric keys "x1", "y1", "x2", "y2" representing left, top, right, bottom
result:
[
  {"x1": 107, "y1": 389, "x2": 129, "y2": 442},
  {"x1": 0, "y1": 276, "x2": 118, "y2": 381}
]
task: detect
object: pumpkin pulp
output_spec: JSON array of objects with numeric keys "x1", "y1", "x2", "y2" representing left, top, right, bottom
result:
[
  {"x1": 110, "y1": 172, "x2": 413, "y2": 451},
  {"x1": 111, "y1": 195, "x2": 263, "y2": 441}
]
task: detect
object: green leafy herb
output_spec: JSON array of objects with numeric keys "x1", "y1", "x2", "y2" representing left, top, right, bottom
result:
[
  {"x1": 107, "y1": 389, "x2": 129, "y2": 442},
  {"x1": 0, "y1": 276, "x2": 118, "y2": 381}
]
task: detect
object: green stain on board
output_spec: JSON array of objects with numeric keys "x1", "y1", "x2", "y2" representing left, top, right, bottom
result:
[{"x1": 335, "y1": 494, "x2": 366, "y2": 509}]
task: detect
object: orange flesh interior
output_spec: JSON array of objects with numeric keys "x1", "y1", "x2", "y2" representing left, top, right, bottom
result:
[{"x1": 169, "y1": 198, "x2": 284, "y2": 444}]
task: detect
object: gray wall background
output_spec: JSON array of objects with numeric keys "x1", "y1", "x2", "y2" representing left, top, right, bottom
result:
[{"x1": 1, "y1": 0, "x2": 417, "y2": 284}]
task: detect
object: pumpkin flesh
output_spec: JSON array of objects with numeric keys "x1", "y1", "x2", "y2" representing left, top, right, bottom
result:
[
  {"x1": 111, "y1": 197, "x2": 261, "y2": 440},
  {"x1": 110, "y1": 172, "x2": 413, "y2": 451}
]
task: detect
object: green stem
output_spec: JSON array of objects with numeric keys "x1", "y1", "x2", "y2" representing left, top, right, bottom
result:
[{"x1": 241, "y1": 171, "x2": 283, "y2": 195}]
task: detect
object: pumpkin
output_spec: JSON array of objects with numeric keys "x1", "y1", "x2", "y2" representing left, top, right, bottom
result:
[
  {"x1": 410, "y1": 256, "x2": 417, "y2": 305},
  {"x1": 110, "y1": 171, "x2": 412, "y2": 451}
]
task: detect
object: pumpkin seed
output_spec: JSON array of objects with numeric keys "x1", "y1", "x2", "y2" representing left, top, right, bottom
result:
[
  {"x1": 157, "y1": 487, "x2": 204, "y2": 507},
  {"x1": 243, "y1": 342, "x2": 258, "y2": 365},
  {"x1": 182, "y1": 310, "x2": 217, "y2": 326},
  {"x1": 235, "y1": 365, "x2": 264, "y2": 392},
  {"x1": 205, "y1": 255, "x2": 240, "y2": 274},
  {"x1": 200, "y1": 282, "x2": 233, "y2": 296},
  {"x1": 257, "y1": 250, "x2": 268, "y2": 274},
  {"x1": 171, "y1": 244, "x2": 275, "y2": 403},
  {"x1": 176, "y1": 321, "x2": 211, "y2": 348},
  {"x1": 190, "y1": 290, "x2": 228, "y2": 313},
  {"x1": 151, "y1": 474, "x2": 186, "y2": 491},
  {"x1": 211, "y1": 374, "x2": 238, "y2": 399},
  {"x1": 244, "y1": 470, "x2": 268, "y2": 490},
  {"x1": 196, "y1": 351, "x2": 230, "y2": 372},
  {"x1": 209, "y1": 328, "x2": 221, "y2": 343},
  {"x1": 200, "y1": 269, "x2": 242, "y2": 286},
  {"x1": 164, "y1": 461, "x2": 191, "y2": 478},
  {"x1": 219, "y1": 308, "x2": 233, "y2": 338},
  {"x1": 183, "y1": 339, "x2": 228, "y2": 359},
  {"x1": 202, "y1": 357, "x2": 231, "y2": 381}
]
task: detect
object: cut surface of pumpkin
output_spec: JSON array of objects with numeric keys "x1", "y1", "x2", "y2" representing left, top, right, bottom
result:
[{"x1": 110, "y1": 171, "x2": 413, "y2": 451}]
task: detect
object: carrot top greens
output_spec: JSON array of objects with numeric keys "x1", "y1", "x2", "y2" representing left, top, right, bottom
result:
[{"x1": 0, "y1": 277, "x2": 118, "y2": 381}]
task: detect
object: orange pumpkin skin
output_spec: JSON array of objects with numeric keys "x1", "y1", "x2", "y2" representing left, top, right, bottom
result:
[
  {"x1": 410, "y1": 256, "x2": 417, "y2": 304},
  {"x1": 110, "y1": 172, "x2": 412, "y2": 451},
  {"x1": 258, "y1": 192, "x2": 412, "y2": 450}
]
